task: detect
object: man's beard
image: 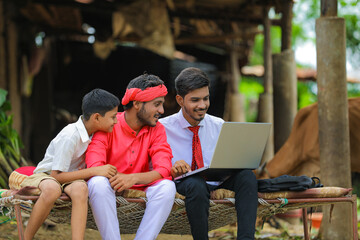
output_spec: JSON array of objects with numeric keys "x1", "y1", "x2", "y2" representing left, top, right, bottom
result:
[
  {"x1": 183, "y1": 105, "x2": 207, "y2": 122},
  {"x1": 137, "y1": 103, "x2": 160, "y2": 127}
]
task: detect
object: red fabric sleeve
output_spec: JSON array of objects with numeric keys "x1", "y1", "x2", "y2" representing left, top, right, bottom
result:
[
  {"x1": 85, "y1": 131, "x2": 110, "y2": 168},
  {"x1": 148, "y1": 123, "x2": 173, "y2": 178}
]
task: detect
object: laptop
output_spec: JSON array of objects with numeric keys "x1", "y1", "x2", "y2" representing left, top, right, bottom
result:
[{"x1": 174, "y1": 122, "x2": 271, "y2": 182}]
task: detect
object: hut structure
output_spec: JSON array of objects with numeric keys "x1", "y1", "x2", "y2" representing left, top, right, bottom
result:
[{"x1": 0, "y1": 0, "x2": 297, "y2": 164}]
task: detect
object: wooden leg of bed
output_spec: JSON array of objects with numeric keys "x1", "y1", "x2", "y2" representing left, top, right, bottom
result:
[
  {"x1": 14, "y1": 204, "x2": 24, "y2": 240},
  {"x1": 302, "y1": 208, "x2": 310, "y2": 240},
  {"x1": 351, "y1": 195, "x2": 358, "y2": 240}
]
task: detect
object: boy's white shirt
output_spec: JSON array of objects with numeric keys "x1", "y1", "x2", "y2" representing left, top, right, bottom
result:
[{"x1": 34, "y1": 116, "x2": 92, "y2": 174}]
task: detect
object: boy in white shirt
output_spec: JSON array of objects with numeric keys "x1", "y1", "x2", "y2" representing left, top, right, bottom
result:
[{"x1": 20, "y1": 88, "x2": 119, "y2": 240}]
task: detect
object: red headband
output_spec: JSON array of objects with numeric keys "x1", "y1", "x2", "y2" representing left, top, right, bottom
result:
[{"x1": 121, "y1": 85, "x2": 168, "y2": 105}]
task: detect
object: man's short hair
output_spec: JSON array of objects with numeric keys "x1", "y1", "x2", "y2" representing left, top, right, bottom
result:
[
  {"x1": 123, "y1": 73, "x2": 164, "y2": 110},
  {"x1": 175, "y1": 67, "x2": 210, "y2": 98},
  {"x1": 82, "y1": 88, "x2": 120, "y2": 120}
]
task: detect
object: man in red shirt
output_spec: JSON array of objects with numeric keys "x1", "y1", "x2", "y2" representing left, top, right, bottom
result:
[{"x1": 85, "y1": 74, "x2": 176, "y2": 240}]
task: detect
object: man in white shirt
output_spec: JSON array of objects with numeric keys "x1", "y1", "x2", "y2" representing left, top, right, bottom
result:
[{"x1": 160, "y1": 67, "x2": 258, "y2": 240}]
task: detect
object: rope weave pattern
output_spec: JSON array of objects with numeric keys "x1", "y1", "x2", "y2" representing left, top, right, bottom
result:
[
  {"x1": 0, "y1": 196, "x2": 33, "y2": 219},
  {"x1": 1, "y1": 195, "x2": 343, "y2": 234}
]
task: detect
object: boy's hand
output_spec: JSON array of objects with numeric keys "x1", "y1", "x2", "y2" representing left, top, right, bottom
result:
[
  {"x1": 171, "y1": 160, "x2": 191, "y2": 178},
  {"x1": 96, "y1": 164, "x2": 117, "y2": 178},
  {"x1": 109, "y1": 173, "x2": 137, "y2": 192}
]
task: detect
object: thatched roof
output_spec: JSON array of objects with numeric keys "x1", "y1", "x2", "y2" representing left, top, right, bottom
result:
[{"x1": 16, "y1": 0, "x2": 292, "y2": 61}]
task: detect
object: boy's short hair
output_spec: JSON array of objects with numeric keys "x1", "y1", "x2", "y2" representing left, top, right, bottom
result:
[
  {"x1": 175, "y1": 67, "x2": 210, "y2": 98},
  {"x1": 82, "y1": 89, "x2": 120, "y2": 120},
  {"x1": 123, "y1": 73, "x2": 165, "y2": 110}
]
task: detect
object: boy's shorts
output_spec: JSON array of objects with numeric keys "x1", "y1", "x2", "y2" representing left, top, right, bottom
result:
[{"x1": 20, "y1": 172, "x2": 85, "y2": 191}]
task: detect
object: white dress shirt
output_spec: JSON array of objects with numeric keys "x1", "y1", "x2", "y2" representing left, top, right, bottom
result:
[
  {"x1": 34, "y1": 116, "x2": 92, "y2": 174},
  {"x1": 160, "y1": 109, "x2": 224, "y2": 185}
]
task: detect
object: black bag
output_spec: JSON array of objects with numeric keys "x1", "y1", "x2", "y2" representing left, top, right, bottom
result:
[{"x1": 257, "y1": 175, "x2": 323, "y2": 193}]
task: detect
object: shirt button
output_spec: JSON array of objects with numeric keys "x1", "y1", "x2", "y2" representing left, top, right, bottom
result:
[
  {"x1": 132, "y1": 151, "x2": 134, "y2": 153},
  {"x1": 130, "y1": 164, "x2": 133, "y2": 166}
]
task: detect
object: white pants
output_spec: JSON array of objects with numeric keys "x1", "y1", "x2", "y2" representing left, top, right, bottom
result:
[{"x1": 88, "y1": 176, "x2": 176, "y2": 240}]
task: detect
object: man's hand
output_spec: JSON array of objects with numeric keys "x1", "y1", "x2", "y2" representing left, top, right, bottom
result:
[
  {"x1": 109, "y1": 172, "x2": 137, "y2": 192},
  {"x1": 94, "y1": 164, "x2": 117, "y2": 178},
  {"x1": 171, "y1": 160, "x2": 191, "y2": 178}
]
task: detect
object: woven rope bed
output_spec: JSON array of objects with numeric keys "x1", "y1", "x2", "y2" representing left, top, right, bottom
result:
[{"x1": 0, "y1": 186, "x2": 356, "y2": 236}]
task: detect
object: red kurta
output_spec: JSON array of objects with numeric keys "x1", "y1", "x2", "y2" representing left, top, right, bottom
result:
[{"x1": 85, "y1": 112, "x2": 173, "y2": 190}]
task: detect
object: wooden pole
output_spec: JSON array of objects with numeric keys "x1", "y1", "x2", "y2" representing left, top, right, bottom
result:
[
  {"x1": 258, "y1": 7, "x2": 274, "y2": 164},
  {"x1": 321, "y1": 0, "x2": 337, "y2": 17},
  {"x1": 263, "y1": 8, "x2": 272, "y2": 96},
  {"x1": 6, "y1": 2, "x2": 22, "y2": 135},
  {"x1": 229, "y1": 48, "x2": 245, "y2": 122},
  {"x1": 31, "y1": 38, "x2": 55, "y2": 163},
  {"x1": 316, "y1": 0, "x2": 352, "y2": 238},
  {"x1": 272, "y1": 1, "x2": 297, "y2": 153},
  {"x1": 0, "y1": 0, "x2": 7, "y2": 89},
  {"x1": 280, "y1": 1, "x2": 293, "y2": 51},
  {"x1": 272, "y1": 50, "x2": 297, "y2": 152}
]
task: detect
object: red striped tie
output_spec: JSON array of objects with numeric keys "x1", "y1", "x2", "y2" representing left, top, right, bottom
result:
[{"x1": 188, "y1": 126, "x2": 204, "y2": 171}]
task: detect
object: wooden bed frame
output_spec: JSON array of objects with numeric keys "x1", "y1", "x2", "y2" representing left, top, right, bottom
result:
[{"x1": 9, "y1": 192, "x2": 358, "y2": 240}]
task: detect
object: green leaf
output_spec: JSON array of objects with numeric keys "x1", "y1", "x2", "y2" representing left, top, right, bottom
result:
[
  {"x1": 0, "y1": 100, "x2": 11, "y2": 112},
  {"x1": 0, "y1": 165, "x2": 8, "y2": 182},
  {"x1": 0, "y1": 90, "x2": 27, "y2": 185},
  {"x1": 0, "y1": 89, "x2": 7, "y2": 108},
  {"x1": 0, "y1": 149, "x2": 14, "y2": 175}
]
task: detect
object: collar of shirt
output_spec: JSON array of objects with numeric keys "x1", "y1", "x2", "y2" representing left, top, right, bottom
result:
[
  {"x1": 75, "y1": 116, "x2": 92, "y2": 143},
  {"x1": 119, "y1": 112, "x2": 149, "y2": 138},
  {"x1": 161, "y1": 109, "x2": 223, "y2": 166}
]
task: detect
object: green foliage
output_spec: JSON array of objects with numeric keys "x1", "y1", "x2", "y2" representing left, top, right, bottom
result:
[
  {"x1": 288, "y1": 81, "x2": 360, "y2": 109},
  {"x1": 347, "y1": 83, "x2": 360, "y2": 97},
  {"x1": 291, "y1": 24, "x2": 309, "y2": 47},
  {"x1": 0, "y1": 212, "x2": 13, "y2": 224},
  {"x1": 344, "y1": 13, "x2": 360, "y2": 67},
  {"x1": 239, "y1": 77, "x2": 264, "y2": 122},
  {"x1": 239, "y1": 78, "x2": 360, "y2": 121},
  {"x1": 249, "y1": 1, "x2": 360, "y2": 68},
  {"x1": 0, "y1": 89, "x2": 26, "y2": 189},
  {"x1": 249, "y1": 26, "x2": 282, "y2": 66},
  {"x1": 297, "y1": 81, "x2": 318, "y2": 109},
  {"x1": 357, "y1": 197, "x2": 360, "y2": 230},
  {"x1": 245, "y1": 0, "x2": 360, "y2": 114},
  {"x1": 292, "y1": 0, "x2": 360, "y2": 68}
]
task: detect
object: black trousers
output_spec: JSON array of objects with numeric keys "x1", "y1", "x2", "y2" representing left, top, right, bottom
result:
[{"x1": 176, "y1": 169, "x2": 258, "y2": 240}]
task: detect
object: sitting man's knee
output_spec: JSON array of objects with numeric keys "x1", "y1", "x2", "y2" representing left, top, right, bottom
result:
[
  {"x1": 88, "y1": 176, "x2": 112, "y2": 196},
  {"x1": 163, "y1": 180, "x2": 176, "y2": 199},
  {"x1": 181, "y1": 176, "x2": 208, "y2": 195},
  {"x1": 152, "y1": 180, "x2": 176, "y2": 201},
  {"x1": 234, "y1": 170, "x2": 257, "y2": 187},
  {"x1": 88, "y1": 176, "x2": 108, "y2": 188}
]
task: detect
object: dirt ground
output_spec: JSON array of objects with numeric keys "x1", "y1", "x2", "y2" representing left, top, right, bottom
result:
[
  {"x1": 0, "y1": 216, "x2": 311, "y2": 240},
  {"x1": 0, "y1": 222, "x2": 205, "y2": 240},
  {"x1": 0, "y1": 218, "x2": 235, "y2": 240}
]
